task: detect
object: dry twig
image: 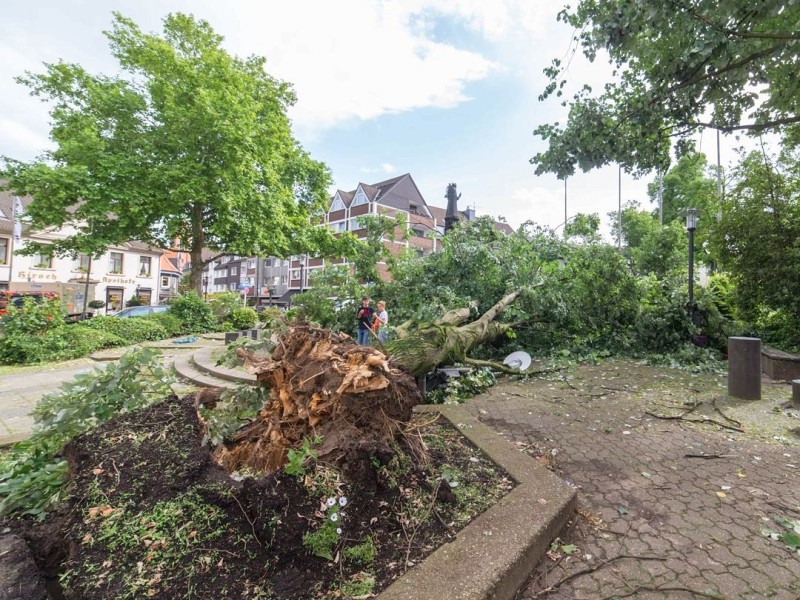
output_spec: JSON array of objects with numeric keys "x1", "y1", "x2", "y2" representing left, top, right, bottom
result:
[{"x1": 530, "y1": 554, "x2": 667, "y2": 597}]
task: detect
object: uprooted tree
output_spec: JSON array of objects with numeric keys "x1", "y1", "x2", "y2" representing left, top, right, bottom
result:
[
  {"x1": 205, "y1": 290, "x2": 531, "y2": 478},
  {"x1": 214, "y1": 324, "x2": 421, "y2": 481}
]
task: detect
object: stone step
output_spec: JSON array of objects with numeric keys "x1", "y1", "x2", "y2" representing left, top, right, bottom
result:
[
  {"x1": 172, "y1": 352, "x2": 236, "y2": 390},
  {"x1": 190, "y1": 346, "x2": 257, "y2": 384}
]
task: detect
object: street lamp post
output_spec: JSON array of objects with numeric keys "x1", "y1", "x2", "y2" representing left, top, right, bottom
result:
[
  {"x1": 202, "y1": 275, "x2": 208, "y2": 300},
  {"x1": 685, "y1": 208, "x2": 698, "y2": 319}
]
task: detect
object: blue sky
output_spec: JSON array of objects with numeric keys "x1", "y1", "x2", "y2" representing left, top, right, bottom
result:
[{"x1": 0, "y1": 0, "x2": 735, "y2": 234}]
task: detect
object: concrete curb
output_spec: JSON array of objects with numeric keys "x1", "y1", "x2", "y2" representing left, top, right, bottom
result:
[
  {"x1": 379, "y1": 404, "x2": 576, "y2": 600},
  {"x1": 191, "y1": 346, "x2": 257, "y2": 384},
  {"x1": 172, "y1": 352, "x2": 236, "y2": 390}
]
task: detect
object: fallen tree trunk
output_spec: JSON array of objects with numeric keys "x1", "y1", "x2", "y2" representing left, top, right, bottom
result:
[
  {"x1": 215, "y1": 324, "x2": 420, "y2": 480},
  {"x1": 387, "y1": 289, "x2": 528, "y2": 376}
]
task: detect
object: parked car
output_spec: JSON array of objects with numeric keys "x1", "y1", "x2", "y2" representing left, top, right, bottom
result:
[{"x1": 110, "y1": 306, "x2": 170, "y2": 318}]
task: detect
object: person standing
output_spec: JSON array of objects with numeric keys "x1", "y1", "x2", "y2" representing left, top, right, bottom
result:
[
  {"x1": 375, "y1": 300, "x2": 389, "y2": 343},
  {"x1": 356, "y1": 296, "x2": 375, "y2": 345}
]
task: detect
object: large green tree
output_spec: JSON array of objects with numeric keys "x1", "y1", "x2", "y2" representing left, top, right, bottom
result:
[
  {"x1": 2, "y1": 13, "x2": 347, "y2": 291},
  {"x1": 532, "y1": 0, "x2": 800, "y2": 177},
  {"x1": 710, "y1": 145, "x2": 800, "y2": 316}
]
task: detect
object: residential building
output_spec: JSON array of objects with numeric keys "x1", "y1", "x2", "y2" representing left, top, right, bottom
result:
[
  {"x1": 159, "y1": 249, "x2": 188, "y2": 303},
  {"x1": 0, "y1": 187, "x2": 164, "y2": 313},
  {"x1": 196, "y1": 174, "x2": 512, "y2": 305}
]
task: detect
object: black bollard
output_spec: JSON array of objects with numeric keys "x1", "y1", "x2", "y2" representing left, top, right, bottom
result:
[{"x1": 728, "y1": 337, "x2": 761, "y2": 400}]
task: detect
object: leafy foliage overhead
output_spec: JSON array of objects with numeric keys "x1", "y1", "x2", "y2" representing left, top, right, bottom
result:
[
  {"x1": 532, "y1": 0, "x2": 800, "y2": 177},
  {"x1": 2, "y1": 12, "x2": 350, "y2": 291}
]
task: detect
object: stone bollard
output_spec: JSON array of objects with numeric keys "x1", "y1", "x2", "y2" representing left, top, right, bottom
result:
[
  {"x1": 793, "y1": 379, "x2": 800, "y2": 407},
  {"x1": 224, "y1": 331, "x2": 242, "y2": 345},
  {"x1": 248, "y1": 328, "x2": 262, "y2": 340},
  {"x1": 728, "y1": 337, "x2": 761, "y2": 400}
]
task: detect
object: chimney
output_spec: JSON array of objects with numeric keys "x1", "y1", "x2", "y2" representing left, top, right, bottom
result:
[{"x1": 464, "y1": 206, "x2": 476, "y2": 221}]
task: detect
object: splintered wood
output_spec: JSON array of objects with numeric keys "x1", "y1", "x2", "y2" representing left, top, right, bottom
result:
[{"x1": 214, "y1": 324, "x2": 420, "y2": 476}]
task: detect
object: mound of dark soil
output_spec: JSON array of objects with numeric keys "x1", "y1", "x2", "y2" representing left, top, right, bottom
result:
[{"x1": 6, "y1": 395, "x2": 513, "y2": 600}]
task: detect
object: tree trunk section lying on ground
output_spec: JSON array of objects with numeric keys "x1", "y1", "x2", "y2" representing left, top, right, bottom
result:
[{"x1": 387, "y1": 289, "x2": 525, "y2": 376}]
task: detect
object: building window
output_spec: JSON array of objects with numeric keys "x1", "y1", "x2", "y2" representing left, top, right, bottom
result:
[
  {"x1": 138, "y1": 256, "x2": 152, "y2": 277},
  {"x1": 330, "y1": 194, "x2": 346, "y2": 211},
  {"x1": 229, "y1": 283, "x2": 236, "y2": 290},
  {"x1": 31, "y1": 250, "x2": 53, "y2": 269},
  {"x1": 264, "y1": 258, "x2": 272, "y2": 267},
  {"x1": 230, "y1": 266, "x2": 238, "y2": 276},
  {"x1": 247, "y1": 259, "x2": 255, "y2": 269},
  {"x1": 280, "y1": 275, "x2": 287, "y2": 285},
  {"x1": 290, "y1": 269, "x2": 300, "y2": 280},
  {"x1": 109, "y1": 252, "x2": 123, "y2": 274},
  {"x1": 73, "y1": 254, "x2": 91, "y2": 272},
  {"x1": 352, "y1": 190, "x2": 368, "y2": 206},
  {"x1": 0, "y1": 238, "x2": 9, "y2": 264},
  {"x1": 349, "y1": 218, "x2": 361, "y2": 231},
  {"x1": 161, "y1": 276, "x2": 170, "y2": 288}
]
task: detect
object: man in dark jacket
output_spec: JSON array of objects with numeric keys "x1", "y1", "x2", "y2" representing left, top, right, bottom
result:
[{"x1": 356, "y1": 296, "x2": 375, "y2": 345}]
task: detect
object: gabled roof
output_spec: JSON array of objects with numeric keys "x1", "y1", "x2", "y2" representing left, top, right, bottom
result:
[{"x1": 0, "y1": 186, "x2": 32, "y2": 234}]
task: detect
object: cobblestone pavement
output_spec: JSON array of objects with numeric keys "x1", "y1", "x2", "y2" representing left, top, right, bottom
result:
[
  {"x1": 0, "y1": 359, "x2": 98, "y2": 445},
  {"x1": 0, "y1": 343, "x2": 208, "y2": 446},
  {"x1": 464, "y1": 360, "x2": 800, "y2": 600}
]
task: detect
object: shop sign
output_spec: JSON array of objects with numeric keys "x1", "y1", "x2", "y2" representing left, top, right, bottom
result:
[
  {"x1": 18, "y1": 271, "x2": 58, "y2": 281},
  {"x1": 102, "y1": 276, "x2": 135, "y2": 285}
]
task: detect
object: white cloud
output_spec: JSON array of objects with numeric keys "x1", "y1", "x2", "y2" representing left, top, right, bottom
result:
[
  {"x1": 207, "y1": 1, "x2": 500, "y2": 134},
  {"x1": 0, "y1": 119, "x2": 50, "y2": 159},
  {"x1": 498, "y1": 186, "x2": 565, "y2": 229},
  {"x1": 360, "y1": 162, "x2": 397, "y2": 174}
]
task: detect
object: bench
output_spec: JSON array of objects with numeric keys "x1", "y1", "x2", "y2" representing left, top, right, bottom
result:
[{"x1": 761, "y1": 346, "x2": 800, "y2": 381}]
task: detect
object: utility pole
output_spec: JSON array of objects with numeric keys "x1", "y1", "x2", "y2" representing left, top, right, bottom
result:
[
  {"x1": 564, "y1": 178, "x2": 567, "y2": 232},
  {"x1": 617, "y1": 165, "x2": 622, "y2": 250}
]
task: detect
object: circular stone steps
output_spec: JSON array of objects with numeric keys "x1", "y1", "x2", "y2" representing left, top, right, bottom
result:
[{"x1": 172, "y1": 345, "x2": 256, "y2": 389}]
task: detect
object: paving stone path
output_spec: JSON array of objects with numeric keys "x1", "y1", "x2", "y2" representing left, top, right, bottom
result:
[
  {"x1": 465, "y1": 361, "x2": 800, "y2": 600},
  {"x1": 0, "y1": 342, "x2": 212, "y2": 446}
]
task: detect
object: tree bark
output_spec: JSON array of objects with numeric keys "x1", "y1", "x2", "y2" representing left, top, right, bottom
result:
[
  {"x1": 190, "y1": 202, "x2": 206, "y2": 295},
  {"x1": 386, "y1": 289, "x2": 527, "y2": 376}
]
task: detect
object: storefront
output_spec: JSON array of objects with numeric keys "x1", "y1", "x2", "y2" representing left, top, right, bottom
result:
[
  {"x1": 136, "y1": 287, "x2": 152, "y2": 305},
  {"x1": 105, "y1": 287, "x2": 125, "y2": 313}
]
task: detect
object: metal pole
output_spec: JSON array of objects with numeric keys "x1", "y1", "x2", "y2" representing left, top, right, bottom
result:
[
  {"x1": 658, "y1": 175, "x2": 664, "y2": 226},
  {"x1": 617, "y1": 165, "x2": 622, "y2": 249},
  {"x1": 716, "y1": 130, "x2": 722, "y2": 201},
  {"x1": 564, "y1": 178, "x2": 567, "y2": 231},
  {"x1": 81, "y1": 255, "x2": 92, "y2": 316},
  {"x1": 688, "y1": 226, "x2": 695, "y2": 317}
]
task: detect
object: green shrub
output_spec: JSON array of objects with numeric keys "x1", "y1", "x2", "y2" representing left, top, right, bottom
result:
[
  {"x1": 125, "y1": 295, "x2": 144, "y2": 307},
  {"x1": 207, "y1": 291, "x2": 243, "y2": 323},
  {"x1": 257, "y1": 307, "x2": 284, "y2": 324},
  {"x1": 0, "y1": 296, "x2": 65, "y2": 336},
  {"x1": 82, "y1": 315, "x2": 169, "y2": 342},
  {"x1": 0, "y1": 348, "x2": 174, "y2": 518},
  {"x1": 225, "y1": 307, "x2": 257, "y2": 330},
  {"x1": 169, "y1": 292, "x2": 216, "y2": 333},
  {"x1": 37, "y1": 327, "x2": 125, "y2": 362},
  {"x1": 145, "y1": 313, "x2": 183, "y2": 337}
]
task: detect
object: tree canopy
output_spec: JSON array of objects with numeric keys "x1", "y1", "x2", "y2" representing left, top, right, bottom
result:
[
  {"x1": 532, "y1": 0, "x2": 800, "y2": 178},
  {"x1": 710, "y1": 144, "x2": 800, "y2": 316},
  {"x1": 2, "y1": 13, "x2": 349, "y2": 290}
]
